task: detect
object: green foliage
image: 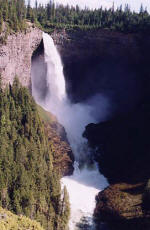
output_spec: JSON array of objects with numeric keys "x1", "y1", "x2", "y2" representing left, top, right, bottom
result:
[
  {"x1": 26, "y1": 0, "x2": 36, "y2": 23},
  {"x1": 59, "y1": 186, "x2": 70, "y2": 229},
  {"x1": 0, "y1": 206, "x2": 45, "y2": 230},
  {"x1": 0, "y1": 11, "x2": 3, "y2": 33},
  {"x1": 0, "y1": 0, "x2": 150, "y2": 34},
  {"x1": 0, "y1": 77, "x2": 70, "y2": 230},
  {"x1": 33, "y1": 3, "x2": 150, "y2": 34},
  {"x1": 0, "y1": 0, "x2": 26, "y2": 33},
  {"x1": 37, "y1": 104, "x2": 56, "y2": 124}
]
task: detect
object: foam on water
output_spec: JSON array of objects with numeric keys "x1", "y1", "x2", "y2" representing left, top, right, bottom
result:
[{"x1": 62, "y1": 163, "x2": 108, "y2": 229}]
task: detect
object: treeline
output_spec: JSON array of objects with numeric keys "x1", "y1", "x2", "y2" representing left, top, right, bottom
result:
[
  {"x1": 0, "y1": 0, "x2": 27, "y2": 32},
  {"x1": 33, "y1": 1, "x2": 150, "y2": 33},
  {"x1": 0, "y1": 0, "x2": 150, "y2": 33},
  {"x1": 0, "y1": 77, "x2": 70, "y2": 230}
]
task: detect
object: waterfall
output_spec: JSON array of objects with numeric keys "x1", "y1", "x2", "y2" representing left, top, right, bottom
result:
[
  {"x1": 43, "y1": 33, "x2": 66, "y2": 101},
  {"x1": 32, "y1": 32, "x2": 109, "y2": 230}
]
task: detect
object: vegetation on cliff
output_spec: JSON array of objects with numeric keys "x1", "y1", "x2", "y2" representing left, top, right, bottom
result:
[
  {"x1": 37, "y1": 105, "x2": 74, "y2": 176},
  {"x1": 0, "y1": 207, "x2": 45, "y2": 230},
  {"x1": 0, "y1": 77, "x2": 70, "y2": 230},
  {"x1": 0, "y1": 0, "x2": 27, "y2": 33}
]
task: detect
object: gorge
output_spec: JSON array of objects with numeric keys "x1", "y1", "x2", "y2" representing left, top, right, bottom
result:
[
  {"x1": 32, "y1": 32, "x2": 109, "y2": 229},
  {"x1": 31, "y1": 28, "x2": 150, "y2": 230},
  {"x1": 1, "y1": 22, "x2": 150, "y2": 230}
]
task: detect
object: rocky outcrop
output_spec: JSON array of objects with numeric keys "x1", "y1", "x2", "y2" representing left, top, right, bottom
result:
[
  {"x1": 83, "y1": 103, "x2": 150, "y2": 184},
  {"x1": 94, "y1": 183, "x2": 150, "y2": 230},
  {"x1": 37, "y1": 105, "x2": 74, "y2": 176},
  {"x1": 0, "y1": 25, "x2": 42, "y2": 88},
  {"x1": 45, "y1": 122, "x2": 74, "y2": 176}
]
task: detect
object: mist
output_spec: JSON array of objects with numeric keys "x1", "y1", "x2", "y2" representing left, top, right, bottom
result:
[
  {"x1": 32, "y1": 33, "x2": 111, "y2": 162},
  {"x1": 31, "y1": 32, "x2": 109, "y2": 229}
]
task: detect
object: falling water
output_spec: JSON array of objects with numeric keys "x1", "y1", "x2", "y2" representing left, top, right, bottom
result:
[
  {"x1": 32, "y1": 32, "x2": 109, "y2": 230},
  {"x1": 43, "y1": 33, "x2": 66, "y2": 101}
]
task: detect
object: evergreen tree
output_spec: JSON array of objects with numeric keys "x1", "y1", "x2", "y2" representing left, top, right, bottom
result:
[
  {"x1": 0, "y1": 0, "x2": 150, "y2": 34},
  {"x1": 0, "y1": 77, "x2": 70, "y2": 230},
  {"x1": 26, "y1": 0, "x2": 32, "y2": 20},
  {"x1": 0, "y1": 11, "x2": 3, "y2": 33}
]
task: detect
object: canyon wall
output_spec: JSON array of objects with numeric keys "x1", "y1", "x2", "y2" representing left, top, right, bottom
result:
[
  {"x1": 0, "y1": 27, "x2": 74, "y2": 177},
  {"x1": 0, "y1": 26, "x2": 42, "y2": 88},
  {"x1": 1, "y1": 26, "x2": 150, "y2": 109},
  {"x1": 52, "y1": 29, "x2": 150, "y2": 110}
]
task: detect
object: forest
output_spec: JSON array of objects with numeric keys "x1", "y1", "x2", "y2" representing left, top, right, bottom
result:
[
  {"x1": 0, "y1": 77, "x2": 70, "y2": 230},
  {"x1": 0, "y1": 0, "x2": 150, "y2": 33}
]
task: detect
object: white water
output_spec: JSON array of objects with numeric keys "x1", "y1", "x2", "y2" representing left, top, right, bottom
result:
[
  {"x1": 62, "y1": 163, "x2": 108, "y2": 230},
  {"x1": 32, "y1": 32, "x2": 109, "y2": 229}
]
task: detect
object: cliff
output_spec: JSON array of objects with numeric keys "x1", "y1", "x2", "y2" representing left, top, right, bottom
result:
[
  {"x1": 51, "y1": 28, "x2": 150, "y2": 229},
  {"x1": 84, "y1": 103, "x2": 150, "y2": 183},
  {"x1": 0, "y1": 26, "x2": 74, "y2": 176},
  {"x1": 1, "y1": 25, "x2": 150, "y2": 229},
  {"x1": 51, "y1": 29, "x2": 150, "y2": 114},
  {"x1": 1, "y1": 26, "x2": 150, "y2": 111},
  {"x1": 37, "y1": 105, "x2": 74, "y2": 176},
  {"x1": 0, "y1": 25, "x2": 42, "y2": 88},
  {"x1": 94, "y1": 183, "x2": 150, "y2": 230},
  {"x1": 84, "y1": 104, "x2": 150, "y2": 229},
  {"x1": 31, "y1": 28, "x2": 150, "y2": 117}
]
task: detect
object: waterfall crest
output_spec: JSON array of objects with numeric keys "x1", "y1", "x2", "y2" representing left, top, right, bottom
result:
[{"x1": 32, "y1": 32, "x2": 109, "y2": 230}]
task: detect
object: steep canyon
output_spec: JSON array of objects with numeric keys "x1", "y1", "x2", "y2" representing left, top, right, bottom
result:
[{"x1": 1, "y1": 26, "x2": 150, "y2": 230}]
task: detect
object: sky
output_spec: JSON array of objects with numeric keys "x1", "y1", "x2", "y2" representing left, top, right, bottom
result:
[{"x1": 30, "y1": 0, "x2": 150, "y2": 13}]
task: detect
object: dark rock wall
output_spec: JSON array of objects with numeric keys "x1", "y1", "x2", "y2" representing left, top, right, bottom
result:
[{"x1": 52, "y1": 29, "x2": 150, "y2": 118}]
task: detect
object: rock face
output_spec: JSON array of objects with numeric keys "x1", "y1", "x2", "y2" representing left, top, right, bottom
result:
[
  {"x1": 44, "y1": 117, "x2": 74, "y2": 177},
  {"x1": 1, "y1": 26, "x2": 150, "y2": 228},
  {"x1": 37, "y1": 105, "x2": 74, "y2": 176},
  {"x1": 45, "y1": 121, "x2": 74, "y2": 176},
  {"x1": 94, "y1": 183, "x2": 150, "y2": 230},
  {"x1": 31, "y1": 28, "x2": 150, "y2": 116},
  {"x1": 0, "y1": 27, "x2": 74, "y2": 177},
  {"x1": 1, "y1": 27, "x2": 150, "y2": 112},
  {"x1": 83, "y1": 103, "x2": 150, "y2": 184},
  {"x1": 84, "y1": 103, "x2": 150, "y2": 229},
  {"x1": 0, "y1": 26, "x2": 42, "y2": 88},
  {"x1": 51, "y1": 29, "x2": 150, "y2": 116}
]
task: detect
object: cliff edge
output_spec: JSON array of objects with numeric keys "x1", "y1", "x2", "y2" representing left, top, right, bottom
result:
[{"x1": 0, "y1": 25, "x2": 42, "y2": 88}]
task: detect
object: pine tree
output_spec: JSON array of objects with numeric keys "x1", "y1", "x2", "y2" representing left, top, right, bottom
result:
[
  {"x1": 60, "y1": 186, "x2": 70, "y2": 229},
  {"x1": 26, "y1": 0, "x2": 32, "y2": 20},
  {"x1": 0, "y1": 11, "x2": 3, "y2": 33},
  {"x1": 0, "y1": 77, "x2": 69, "y2": 230}
]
